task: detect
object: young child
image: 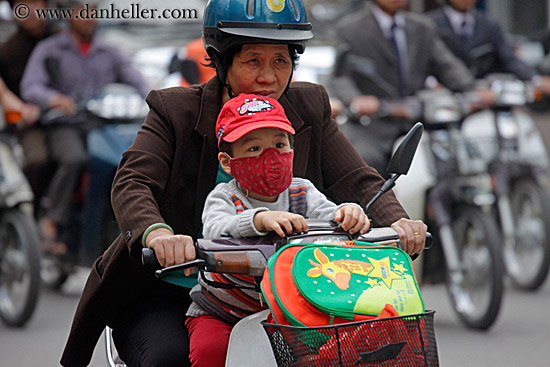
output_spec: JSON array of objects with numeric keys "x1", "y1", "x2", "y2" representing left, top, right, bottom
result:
[{"x1": 185, "y1": 93, "x2": 370, "y2": 367}]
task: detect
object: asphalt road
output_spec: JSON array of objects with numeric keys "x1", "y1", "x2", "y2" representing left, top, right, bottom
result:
[
  {"x1": 423, "y1": 279, "x2": 550, "y2": 367},
  {"x1": 0, "y1": 267, "x2": 106, "y2": 367}
]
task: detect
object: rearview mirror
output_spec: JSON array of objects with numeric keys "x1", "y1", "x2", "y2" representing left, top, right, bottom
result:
[
  {"x1": 365, "y1": 122, "x2": 423, "y2": 214},
  {"x1": 386, "y1": 122, "x2": 423, "y2": 175}
]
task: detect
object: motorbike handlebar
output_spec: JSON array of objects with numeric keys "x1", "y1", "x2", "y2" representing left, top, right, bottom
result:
[
  {"x1": 425, "y1": 232, "x2": 433, "y2": 249},
  {"x1": 341, "y1": 75, "x2": 539, "y2": 126},
  {"x1": 142, "y1": 247, "x2": 159, "y2": 266},
  {"x1": 141, "y1": 231, "x2": 433, "y2": 271},
  {"x1": 342, "y1": 91, "x2": 482, "y2": 126}
]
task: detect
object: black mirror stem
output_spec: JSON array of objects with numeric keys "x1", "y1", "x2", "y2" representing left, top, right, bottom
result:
[{"x1": 365, "y1": 173, "x2": 401, "y2": 214}]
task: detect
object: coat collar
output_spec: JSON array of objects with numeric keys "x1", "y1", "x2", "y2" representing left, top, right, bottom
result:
[
  {"x1": 194, "y1": 77, "x2": 224, "y2": 138},
  {"x1": 278, "y1": 89, "x2": 306, "y2": 132},
  {"x1": 279, "y1": 88, "x2": 309, "y2": 177},
  {"x1": 193, "y1": 77, "x2": 224, "y2": 229}
]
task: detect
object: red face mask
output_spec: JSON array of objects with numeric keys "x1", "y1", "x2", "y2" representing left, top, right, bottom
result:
[{"x1": 229, "y1": 148, "x2": 294, "y2": 197}]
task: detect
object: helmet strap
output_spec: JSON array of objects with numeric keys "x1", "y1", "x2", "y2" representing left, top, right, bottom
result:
[
  {"x1": 281, "y1": 68, "x2": 294, "y2": 97},
  {"x1": 213, "y1": 54, "x2": 237, "y2": 99},
  {"x1": 217, "y1": 66, "x2": 235, "y2": 99},
  {"x1": 226, "y1": 82, "x2": 236, "y2": 99}
]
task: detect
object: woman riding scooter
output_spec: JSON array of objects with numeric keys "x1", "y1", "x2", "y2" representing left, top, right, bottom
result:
[{"x1": 60, "y1": 0, "x2": 427, "y2": 366}]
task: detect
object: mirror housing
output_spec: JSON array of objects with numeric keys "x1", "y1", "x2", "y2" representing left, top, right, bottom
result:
[
  {"x1": 386, "y1": 122, "x2": 424, "y2": 175},
  {"x1": 365, "y1": 122, "x2": 423, "y2": 214}
]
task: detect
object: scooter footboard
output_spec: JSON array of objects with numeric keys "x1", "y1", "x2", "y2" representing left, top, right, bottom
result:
[{"x1": 226, "y1": 310, "x2": 277, "y2": 367}]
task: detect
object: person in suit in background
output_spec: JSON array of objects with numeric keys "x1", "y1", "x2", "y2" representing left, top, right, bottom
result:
[
  {"x1": 427, "y1": 0, "x2": 550, "y2": 92},
  {"x1": 330, "y1": 0, "x2": 493, "y2": 176}
]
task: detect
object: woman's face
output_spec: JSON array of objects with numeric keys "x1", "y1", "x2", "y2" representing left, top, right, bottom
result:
[{"x1": 225, "y1": 44, "x2": 293, "y2": 102}]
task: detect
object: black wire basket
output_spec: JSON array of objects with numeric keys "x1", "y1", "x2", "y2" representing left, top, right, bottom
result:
[{"x1": 261, "y1": 311, "x2": 439, "y2": 367}]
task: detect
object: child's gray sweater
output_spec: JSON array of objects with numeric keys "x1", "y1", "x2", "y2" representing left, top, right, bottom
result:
[{"x1": 187, "y1": 177, "x2": 362, "y2": 324}]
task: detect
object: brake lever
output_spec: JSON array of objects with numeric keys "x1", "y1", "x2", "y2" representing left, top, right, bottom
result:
[
  {"x1": 141, "y1": 247, "x2": 206, "y2": 278},
  {"x1": 155, "y1": 259, "x2": 206, "y2": 278}
]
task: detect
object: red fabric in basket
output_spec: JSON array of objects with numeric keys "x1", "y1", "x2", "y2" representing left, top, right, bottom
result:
[
  {"x1": 304, "y1": 304, "x2": 399, "y2": 365},
  {"x1": 302, "y1": 305, "x2": 431, "y2": 366}
]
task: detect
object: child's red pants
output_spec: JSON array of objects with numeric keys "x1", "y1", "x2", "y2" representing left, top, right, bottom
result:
[{"x1": 185, "y1": 315, "x2": 233, "y2": 367}]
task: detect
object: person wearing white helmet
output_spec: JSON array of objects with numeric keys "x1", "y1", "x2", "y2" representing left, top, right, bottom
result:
[{"x1": 61, "y1": 1, "x2": 427, "y2": 366}]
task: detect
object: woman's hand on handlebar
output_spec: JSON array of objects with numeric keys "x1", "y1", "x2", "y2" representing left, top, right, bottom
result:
[
  {"x1": 390, "y1": 218, "x2": 427, "y2": 256},
  {"x1": 145, "y1": 228, "x2": 196, "y2": 274},
  {"x1": 333, "y1": 205, "x2": 370, "y2": 235}
]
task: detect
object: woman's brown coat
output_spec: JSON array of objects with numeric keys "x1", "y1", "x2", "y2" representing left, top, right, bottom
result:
[{"x1": 60, "y1": 78, "x2": 408, "y2": 366}]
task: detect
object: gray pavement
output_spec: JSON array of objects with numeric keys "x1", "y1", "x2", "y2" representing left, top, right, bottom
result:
[
  {"x1": 423, "y1": 279, "x2": 550, "y2": 367},
  {"x1": 0, "y1": 268, "x2": 107, "y2": 367}
]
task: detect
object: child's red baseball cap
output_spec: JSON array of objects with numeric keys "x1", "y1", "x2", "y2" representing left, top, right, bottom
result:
[{"x1": 216, "y1": 93, "x2": 295, "y2": 147}]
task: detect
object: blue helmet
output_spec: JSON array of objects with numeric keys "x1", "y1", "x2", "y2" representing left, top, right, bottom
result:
[{"x1": 202, "y1": 0, "x2": 313, "y2": 58}]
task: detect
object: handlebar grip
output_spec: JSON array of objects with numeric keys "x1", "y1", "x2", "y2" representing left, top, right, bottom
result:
[
  {"x1": 142, "y1": 248, "x2": 160, "y2": 266},
  {"x1": 409, "y1": 232, "x2": 433, "y2": 261},
  {"x1": 425, "y1": 232, "x2": 433, "y2": 250}
]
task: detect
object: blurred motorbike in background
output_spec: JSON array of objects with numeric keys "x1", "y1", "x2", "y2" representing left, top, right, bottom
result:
[
  {"x1": 460, "y1": 74, "x2": 550, "y2": 291},
  {"x1": 0, "y1": 106, "x2": 41, "y2": 327},
  {"x1": 373, "y1": 90, "x2": 504, "y2": 330},
  {"x1": 40, "y1": 84, "x2": 148, "y2": 290},
  {"x1": 510, "y1": 32, "x2": 550, "y2": 111},
  {"x1": 329, "y1": 43, "x2": 550, "y2": 327}
]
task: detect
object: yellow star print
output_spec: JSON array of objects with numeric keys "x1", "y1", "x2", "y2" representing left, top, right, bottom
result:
[
  {"x1": 393, "y1": 263, "x2": 407, "y2": 274},
  {"x1": 365, "y1": 278, "x2": 379, "y2": 287},
  {"x1": 367, "y1": 257, "x2": 403, "y2": 288}
]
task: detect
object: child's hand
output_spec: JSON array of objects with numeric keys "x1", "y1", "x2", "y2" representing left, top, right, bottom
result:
[
  {"x1": 254, "y1": 211, "x2": 308, "y2": 237},
  {"x1": 333, "y1": 205, "x2": 370, "y2": 235}
]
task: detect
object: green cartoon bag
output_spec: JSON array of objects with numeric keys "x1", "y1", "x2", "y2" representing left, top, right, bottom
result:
[{"x1": 261, "y1": 241, "x2": 424, "y2": 328}]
